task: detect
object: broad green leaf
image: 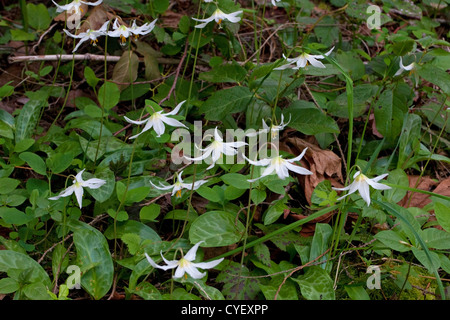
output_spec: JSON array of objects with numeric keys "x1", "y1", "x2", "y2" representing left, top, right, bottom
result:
[
  {"x1": 112, "y1": 50, "x2": 139, "y2": 90},
  {"x1": 19, "y1": 152, "x2": 47, "y2": 176},
  {"x1": 46, "y1": 153, "x2": 73, "y2": 174},
  {"x1": 0, "y1": 277, "x2": 19, "y2": 294},
  {"x1": 385, "y1": 168, "x2": 409, "y2": 203},
  {"x1": 286, "y1": 101, "x2": 339, "y2": 135},
  {"x1": 421, "y1": 228, "x2": 450, "y2": 250},
  {"x1": 84, "y1": 66, "x2": 99, "y2": 89},
  {"x1": 133, "y1": 281, "x2": 162, "y2": 300},
  {"x1": 0, "y1": 207, "x2": 33, "y2": 225},
  {"x1": 309, "y1": 223, "x2": 332, "y2": 269},
  {"x1": 221, "y1": 173, "x2": 251, "y2": 189},
  {"x1": 418, "y1": 64, "x2": 450, "y2": 96},
  {"x1": 260, "y1": 278, "x2": 299, "y2": 300},
  {"x1": 15, "y1": 99, "x2": 45, "y2": 143},
  {"x1": 392, "y1": 39, "x2": 415, "y2": 56},
  {"x1": 27, "y1": 3, "x2": 51, "y2": 30},
  {"x1": 199, "y1": 86, "x2": 253, "y2": 121},
  {"x1": 199, "y1": 63, "x2": 247, "y2": 83},
  {"x1": 14, "y1": 138, "x2": 35, "y2": 153},
  {"x1": 411, "y1": 247, "x2": 441, "y2": 274},
  {"x1": 140, "y1": 203, "x2": 160, "y2": 222},
  {"x1": 116, "y1": 181, "x2": 149, "y2": 205},
  {"x1": 435, "y1": 202, "x2": 450, "y2": 233},
  {"x1": 97, "y1": 82, "x2": 120, "y2": 110},
  {"x1": 263, "y1": 199, "x2": 288, "y2": 225},
  {"x1": 73, "y1": 227, "x2": 114, "y2": 300},
  {"x1": 11, "y1": 29, "x2": 36, "y2": 41},
  {"x1": 196, "y1": 186, "x2": 221, "y2": 203},
  {"x1": 398, "y1": 113, "x2": 421, "y2": 169},
  {"x1": 189, "y1": 211, "x2": 245, "y2": 247},
  {"x1": 345, "y1": 286, "x2": 370, "y2": 300},
  {"x1": 0, "y1": 250, "x2": 51, "y2": 288},
  {"x1": 0, "y1": 178, "x2": 20, "y2": 194},
  {"x1": 85, "y1": 166, "x2": 115, "y2": 203},
  {"x1": 104, "y1": 220, "x2": 161, "y2": 243},
  {"x1": 292, "y1": 266, "x2": 335, "y2": 300},
  {"x1": 374, "y1": 230, "x2": 411, "y2": 252}
]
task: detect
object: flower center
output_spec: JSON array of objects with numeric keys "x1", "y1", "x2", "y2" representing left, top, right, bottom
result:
[
  {"x1": 272, "y1": 156, "x2": 284, "y2": 166},
  {"x1": 74, "y1": 180, "x2": 82, "y2": 188},
  {"x1": 178, "y1": 258, "x2": 190, "y2": 268},
  {"x1": 355, "y1": 173, "x2": 367, "y2": 182},
  {"x1": 151, "y1": 112, "x2": 162, "y2": 121}
]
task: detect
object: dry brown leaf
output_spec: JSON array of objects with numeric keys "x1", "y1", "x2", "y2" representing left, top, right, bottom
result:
[
  {"x1": 77, "y1": 5, "x2": 110, "y2": 34},
  {"x1": 159, "y1": 10, "x2": 184, "y2": 29},
  {"x1": 54, "y1": 4, "x2": 88, "y2": 23},
  {"x1": 398, "y1": 175, "x2": 440, "y2": 208},
  {"x1": 281, "y1": 136, "x2": 344, "y2": 205}
]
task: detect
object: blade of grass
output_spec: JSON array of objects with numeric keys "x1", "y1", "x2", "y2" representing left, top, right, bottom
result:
[{"x1": 374, "y1": 200, "x2": 446, "y2": 300}]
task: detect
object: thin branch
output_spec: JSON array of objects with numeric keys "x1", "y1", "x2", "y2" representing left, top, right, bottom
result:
[{"x1": 9, "y1": 54, "x2": 179, "y2": 65}]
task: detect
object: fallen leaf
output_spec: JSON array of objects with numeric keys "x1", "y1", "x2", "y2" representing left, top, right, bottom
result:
[
  {"x1": 281, "y1": 136, "x2": 344, "y2": 205},
  {"x1": 76, "y1": 5, "x2": 110, "y2": 34},
  {"x1": 398, "y1": 175, "x2": 440, "y2": 208}
]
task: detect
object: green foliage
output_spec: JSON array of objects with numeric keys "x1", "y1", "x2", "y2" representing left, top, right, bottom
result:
[{"x1": 0, "y1": 0, "x2": 448, "y2": 302}]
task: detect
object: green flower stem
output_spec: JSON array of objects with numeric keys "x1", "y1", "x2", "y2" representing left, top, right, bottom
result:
[{"x1": 211, "y1": 205, "x2": 339, "y2": 261}]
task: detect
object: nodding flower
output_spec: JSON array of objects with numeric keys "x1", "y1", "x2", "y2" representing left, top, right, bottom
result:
[
  {"x1": 52, "y1": 0, "x2": 103, "y2": 14},
  {"x1": 192, "y1": 8, "x2": 243, "y2": 29}
]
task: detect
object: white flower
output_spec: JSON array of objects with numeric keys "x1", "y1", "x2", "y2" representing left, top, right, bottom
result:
[
  {"x1": 192, "y1": 8, "x2": 243, "y2": 29},
  {"x1": 149, "y1": 170, "x2": 208, "y2": 198},
  {"x1": 271, "y1": 0, "x2": 281, "y2": 6},
  {"x1": 108, "y1": 18, "x2": 157, "y2": 43},
  {"x1": 332, "y1": 171, "x2": 391, "y2": 206},
  {"x1": 275, "y1": 47, "x2": 334, "y2": 70},
  {"x1": 63, "y1": 20, "x2": 109, "y2": 52},
  {"x1": 394, "y1": 56, "x2": 416, "y2": 76},
  {"x1": 246, "y1": 114, "x2": 291, "y2": 139},
  {"x1": 185, "y1": 127, "x2": 247, "y2": 170},
  {"x1": 124, "y1": 100, "x2": 187, "y2": 139},
  {"x1": 52, "y1": 0, "x2": 103, "y2": 14},
  {"x1": 244, "y1": 148, "x2": 312, "y2": 182},
  {"x1": 145, "y1": 241, "x2": 224, "y2": 279},
  {"x1": 49, "y1": 169, "x2": 106, "y2": 209}
]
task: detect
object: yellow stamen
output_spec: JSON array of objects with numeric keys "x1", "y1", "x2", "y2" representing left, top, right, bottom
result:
[
  {"x1": 176, "y1": 189, "x2": 182, "y2": 198},
  {"x1": 218, "y1": 19, "x2": 223, "y2": 24},
  {"x1": 120, "y1": 35, "x2": 127, "y2": 43}
]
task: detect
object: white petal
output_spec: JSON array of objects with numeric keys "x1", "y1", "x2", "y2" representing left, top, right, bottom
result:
[
  {"x1": 183, "y1": 264, "x2": 206, "y2": 279},
  {"x1": 288, "y1": 147, "x2": 308, "y2": 163},
  {"x1": 307, "y1": 56, "x2": 326, "y2": 68},
  {"x1": 173, "y1": 266, "x2": 187, "y2": 278},
  {"x1": 284, "y1": 162, "x2": 313, "y2": 176},
  {"x1": 366, "y1": 179, "x2": 391, "y2": 191},
  {"x1": 371, "y1": 173, "x2": 389, "y2": 182},
  {"x1": 149, "y1": 180, "x2": 174, "y2": 191},
  {"x1": 152, "y1": 119, "x2": 165, "y2": 137},
  {"x1": 145, "y1": 253, "x2": 177, "y2": 271},
  {"x1": 242, "y1": 155, "x2": 272, "y2": 166},
  {"x1": 49, "y1": 185, "x2": 75, "y2": 200},
  {"x1": 184, "y1": 241, "x2": 204, "y2": 261},
  {"x1": 165, "y1": 100, "x2": 186, "y2": 116},
  {"x1": 124, "y1": 116, "x2": 148, "y2": 125},
  {"x1": 359, "y1": 181, "x2": 371, "y2": 206},
  {"x1": 160, "y1": 116, "x2": 187, "y2": 129},
  {"x1": 192, "y1": 257, "x2": 224, "y2": 270},
  {"x1": 276, "y1": 163, "x2": 290, "y2": 179},
  {"x1": 74, "y1": 186, "x2": 84, "y2": 209},
  {"x1": 82, "y1": 178, "x2": 106, "y2": 189},
  {"x1": 296, "y1": 56, "x2": 308, "y2": 68},
  {"x1": 75, "y1": 169, "x2": 86, "y2": 183}
]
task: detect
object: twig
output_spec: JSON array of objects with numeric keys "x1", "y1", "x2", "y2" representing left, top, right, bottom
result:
[
  {"x1": 37, "y1": 213, "x2": 108, "y2": 264},
  {"x1": 9, "y1": 54, "x2": 179, "y2": 64},
  {"x1": 31, "y1": 23, "x2": 58, "y2": 54},
  {"x1": 159, "y1": 38, "x2": 189, "y2": 105},
  {"x1": 274, "y1": 249, "x2": 331, "y2": 300}
]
